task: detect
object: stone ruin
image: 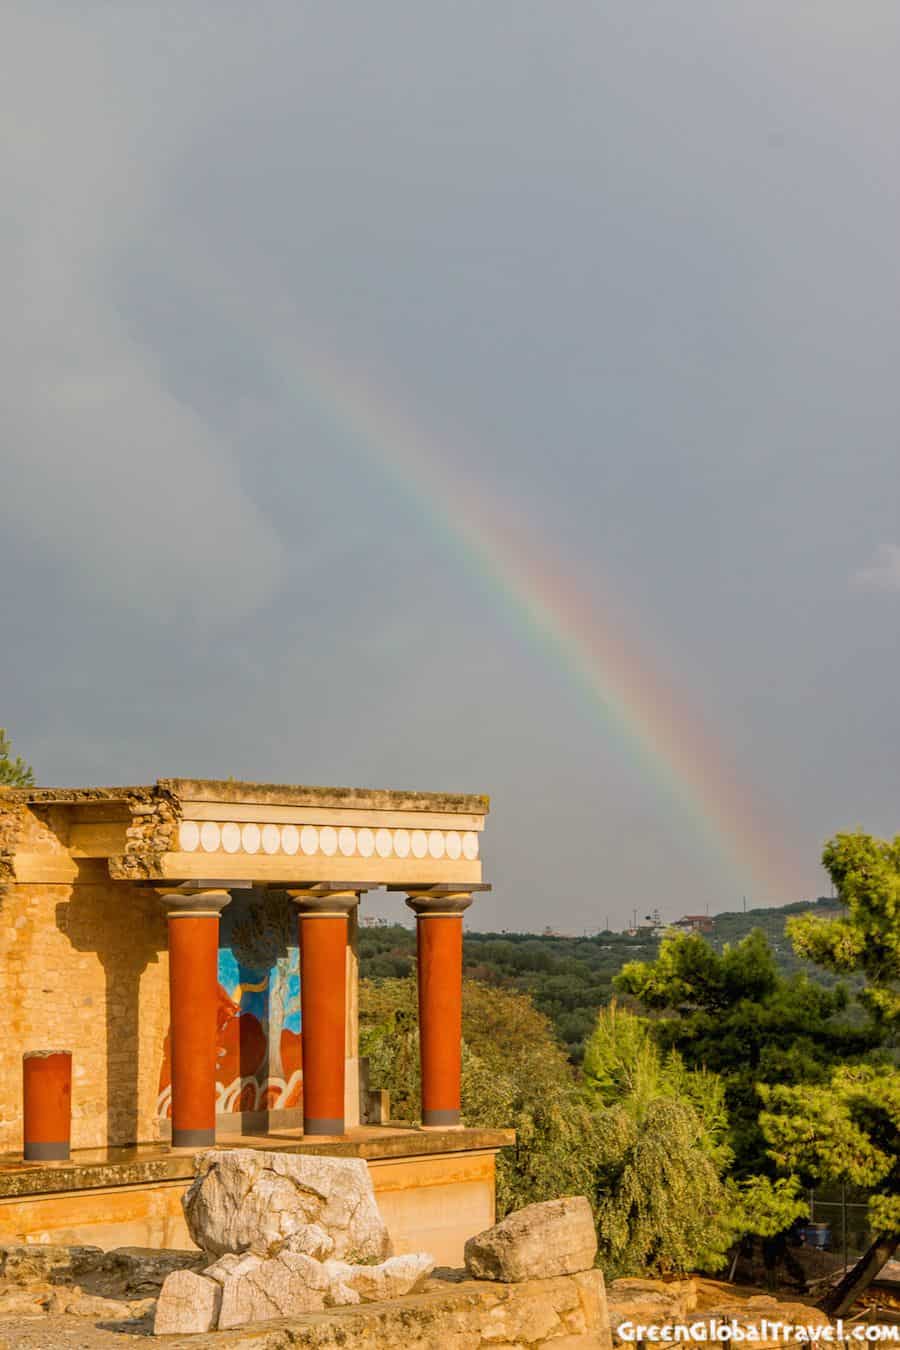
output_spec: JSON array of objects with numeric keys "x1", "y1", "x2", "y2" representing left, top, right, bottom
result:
[
  {"x1": 0, "y1": 1149, "x2": 614, "y2": 1346},
  {"x1": 155, "y1": 1148, "x2": 434, "y2": 1333}
]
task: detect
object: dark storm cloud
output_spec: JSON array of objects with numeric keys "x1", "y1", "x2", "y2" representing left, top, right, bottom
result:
[{"x1": 4, "y1": 3, "x2": 900, "y2": 926}]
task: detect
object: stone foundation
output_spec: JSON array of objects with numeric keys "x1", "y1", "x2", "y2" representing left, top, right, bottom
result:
[
  {"x1": 156, "y1": 1268, "x2": 612, "y2": 1349},
  {"x1": 0, "y1": 1129, "x2": 512, "y2": 1267}
]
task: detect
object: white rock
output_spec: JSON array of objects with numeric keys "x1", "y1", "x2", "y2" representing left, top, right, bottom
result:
[
  {"x1": 203, "y1": 1251, "x2": 263, "y2": 1286},
  {"x1": 281, "y1": 1222, "x2": 334, "y2": 1261},
  {"x1": 214, "y1": 1249, "x2": 434, "y2": 1330},
  {"x1": 153, "y1": 1269, "x2": 221, "y2": 1335},
  {"x1": 465, "y1": 1196, "x2": 598, "y2": 1282},
  {"x1": 183, "y1": 1149, "x2": 391, "y2": 1263},
  {"x1": 217, "y1": 1250, "x2": 329, "y2": 1329},
  {"x1": 322, "y1": 1252, "x2": 434, "y2": 1304}
]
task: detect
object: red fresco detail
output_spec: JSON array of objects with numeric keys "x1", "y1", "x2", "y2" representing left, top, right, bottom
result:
[
  {"x1": 280, "y1": 1028, "x2": 303, "y2": 1079},
  {"x1": 158, "y1": 983, "x2": 268, "y2": 1107}
]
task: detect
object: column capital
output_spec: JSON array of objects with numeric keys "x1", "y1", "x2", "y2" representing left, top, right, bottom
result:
[
  {"x1": 393, "y1": 882, "x2": 490, "y2": 919},
  {"x1": 286, "y1": 885, "x2": 367, "y2": 918},
  {"x1": 155, "y1": 885, "x2": 235, "y2": 917}
]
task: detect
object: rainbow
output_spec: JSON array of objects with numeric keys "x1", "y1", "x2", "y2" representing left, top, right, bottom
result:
[{"x1": 264, "y1": 334, "x2": 801, "y2": 904}]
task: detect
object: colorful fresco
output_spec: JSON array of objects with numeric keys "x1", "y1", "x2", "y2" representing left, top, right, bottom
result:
[{"x1": 157, "y1": 889, "x2": 303, "y2": 1117}]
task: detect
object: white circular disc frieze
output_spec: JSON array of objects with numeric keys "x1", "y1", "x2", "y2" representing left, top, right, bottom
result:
[
  {"x1": 357, "y1": 828, "x2": 375, "y2": 858},
  {"x1": 339, "y1": 827, "x2": 356, "y2": 857},
  {"x1": 428, "y1": 830, "x2": 446, "y2": 859},
  {"x1": 300, "y1": 825, "x2": 319, "y2": 856},
  {"x1": 221, "y1": 823, "x2": 241, "y2": 854},
  {"x1": 179, "y1": 821, "x2": 200, "y2": 852},
  {"x1": 462, "y1": 831, "x2": 479, "y2": 860},
  {"x1": 281, "y1": 825, "x2": 300, "y2": 855},
  {"x1": 393, "y1": 829, "x2": 410, "y2": 859},
  {"x1": 200, "y1": 822, "x2": 221, "y2": 853},
  {"x1": 320, "y1": 826, "x2": 337, "y2": 856},
  {"x1": 411, "y1": 829, "x2": 428, "y2": 859},
  {"x1": 375, "y1": 828, "x2": 393, "y2": 858},
  {"x1": 262, "y1": 824, "x2": 281, "y2": 855},
  {"x1": 242, "y1": 823, "x2": 261, "y2": 855},
  {"x1": 445, "y1": 831, "x2": 462, "y2": 860}
]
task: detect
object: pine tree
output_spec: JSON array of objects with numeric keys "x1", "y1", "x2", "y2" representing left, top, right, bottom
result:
[{"x1": 0, "y1": 730, "x2": 34, "y2": 787}]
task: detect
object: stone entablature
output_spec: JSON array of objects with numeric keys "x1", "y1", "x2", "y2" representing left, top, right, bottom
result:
[{"x1": 2, "y1": 780, "x2": 487, "y2": 886}]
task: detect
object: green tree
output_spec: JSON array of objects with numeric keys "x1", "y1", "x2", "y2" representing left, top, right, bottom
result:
[
  {"x1": 359, "y1": 977, "x2": 601, "y2": 1218},
  {"x1": 761, "y1": 830, "x2": 900, "y2": 1313},
  {"x1": 615, "y1": 929, "x2": 870, "y2": 1175},
  {"x1": 789, "y1": 831, "x2": 900, "y2": 1027},
  {"x1": 583, "y1": 1003, "x2": 737, "y2": 1276},
  {"x1": 0, "y1": 729, "x2": 34, "y2": 787}
]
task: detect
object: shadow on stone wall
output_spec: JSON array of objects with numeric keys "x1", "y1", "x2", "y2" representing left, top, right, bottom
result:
[{"x1": 55, "y1": 883, "x2": 164, "y2": 1148}]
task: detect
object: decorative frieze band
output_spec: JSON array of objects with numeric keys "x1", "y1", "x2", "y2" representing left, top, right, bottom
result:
[{"x1": 177, "y1": 821, "x2": 480, "y2": 862}]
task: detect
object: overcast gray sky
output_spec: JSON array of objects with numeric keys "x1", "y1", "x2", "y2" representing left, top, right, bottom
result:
[{"x1": 4, "y1": 4, "x2": 900, "y2": 931}]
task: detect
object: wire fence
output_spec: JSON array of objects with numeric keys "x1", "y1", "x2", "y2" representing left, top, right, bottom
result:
[
  {"x1": 729, "y1": 1185, "x2": 874, "y2": 1293},
  {"x1": 808, "y1": 1185, "x2": 873, "y2": 1269}
]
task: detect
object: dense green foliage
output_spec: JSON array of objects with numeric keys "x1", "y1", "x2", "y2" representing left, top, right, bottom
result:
[
  {"x1": 360, "y1": 868, "x2": 898, "y2": 1282},
  {"x1": 359, "y1": 899, "x2": 840, "y2": 1063},
  {"x1": 359, "y1": 977, "x2": 602, "y2": 1219},
  {"x1": 760, "y1": 831, "x2": 900, "y2": 1237},
  {"x1": 0, "y1": 729, "x2": 34, "y2": 787},
  {"x1": 790, "y1": 832, "x2": 900, "y2": 1026},
  {"x1": 614, "y1": 928, "x2": 875, "y2": 1173},
  {"x1": 584, "y1": 1004, "x2": 737, "y2": 1275}
]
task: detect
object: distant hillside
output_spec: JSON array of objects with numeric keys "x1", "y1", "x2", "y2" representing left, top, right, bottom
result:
[
  {"x1": 705, "y1": 896, "x2": 842, "y2": 977},
  {"x1": 358, "y1": 896, "x2": 844, "y2": 1062}
]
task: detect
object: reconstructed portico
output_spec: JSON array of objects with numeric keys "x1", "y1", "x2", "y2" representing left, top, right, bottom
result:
[{"x1": 0, "y1": 780, "x2": 510, "y2": 1262}]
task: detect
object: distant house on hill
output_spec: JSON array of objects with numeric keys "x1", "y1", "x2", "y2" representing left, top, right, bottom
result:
[{"x1": 674, "y1": 914, "x2": 714, "y2": 934}]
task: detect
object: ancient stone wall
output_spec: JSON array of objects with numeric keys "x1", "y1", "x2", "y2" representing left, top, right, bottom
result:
[{"x1": 0, "y1": 804, "x2": 170, "y2": 1151}]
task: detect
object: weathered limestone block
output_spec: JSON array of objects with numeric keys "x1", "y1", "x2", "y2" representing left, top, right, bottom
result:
[
  {"x1": 183, "y1": 1149, "x2": 391, "y2": 1263},
  {"x1": 212, "y1": 1249, "x2": 434, "y2": 1331},
  {"x1": 0, "y1": 1243, "x2": 103, "y2": 1286},
  {"x1": 97, "y1": 1246, "x2": 205, "y2": 1295},
  {"x1": 465, "y1": 1196, "x2": 597, "y2": 1282},
  {"x1": 607, "y1": 1276, "x2": 698, "y2": 1338},
  {"x1": 322, "y1": 1252, "x2": 434, "y2": 1304},
  {"x1": 153, "y1": 1269, "x2": 222, "y2": 1336},
  {"x1": 169, "y1": 1268, "x2": 612, "y2": 1349},
  {"x1": 217, "y1": 1251, "x2": 329, "y2": 1329},
  {"x1": 282, "y1": 1223, "x2": 335, "y2": 1261},
  {"x1": 44, "y1": 1286, "x2": 154, "y2": 1319}
]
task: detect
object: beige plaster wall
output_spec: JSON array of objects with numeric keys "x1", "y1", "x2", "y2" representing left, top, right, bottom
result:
[{"x1": 0, "y1": 1152, "x2": 498, "y2": 1267}]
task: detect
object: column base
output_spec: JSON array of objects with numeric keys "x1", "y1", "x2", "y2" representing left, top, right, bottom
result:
[
  {"x1": 171, "y1": 1128, "x2": 216, "y2": 1149},
  {"x1": 422, "y1": 1108, "x2": 461, "y2": 1127},
  {"x1": 303, "y1": 1117, "x2": 345, "y2": 1136},
  {"x1": 23, "y1": 1141, "x2": 70, "y2": 1162}
]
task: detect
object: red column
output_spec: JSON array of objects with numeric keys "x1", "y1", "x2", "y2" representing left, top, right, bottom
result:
[
  {"x1": 289, "y1": 890, "x2": 359, "y2": 1136},
  {"x1": 407, "y1": 891, "x2": 472, "y2": 1127},
  {"x1": 23, "y1": 1050, "x2": 71, "y2": 1161},
  {"x1": 159, "y1": 890, "x2": 230, "y2": 1149}
]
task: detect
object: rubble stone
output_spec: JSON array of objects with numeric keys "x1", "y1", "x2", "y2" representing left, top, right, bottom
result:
[
  {"x1": 153, "y1": 1269, "x2": 222, "y2": 1336},
  {"x1": 465, "y1": 1196, "x2": 598, "y2": 1282},
  {"x1": 183, "y1": 1148, "x2": 391, "y2": 1263},
  {"x1": 212, "y1": 1249, "x2": 434, "y2": 1330}
]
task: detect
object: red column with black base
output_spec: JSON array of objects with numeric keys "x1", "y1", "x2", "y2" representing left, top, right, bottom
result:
[
  {"x1": 289, "y1": 890, "x2": 359, "y2": 1137},
  {"x1": 159, "y1": 889, "x2": 231, "y2": 1149},
  {"x1": 407, "y1": 891, "x2": 472, "y2": 1128},
  {"x1": 23, "y1": 1050, "x2": 71, "y2": 1161}
]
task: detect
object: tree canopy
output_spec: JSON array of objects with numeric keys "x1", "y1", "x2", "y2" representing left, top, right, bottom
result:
[
  {"x1": 583, "y1": 1003, "x2": 738, "y2": 1275},
  {"x1": 0, "y1": 729, "x2": 34, "y2": 787},
  {"x1": 614, "y1": 928, "x2": 874, "y2": 1175}
]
